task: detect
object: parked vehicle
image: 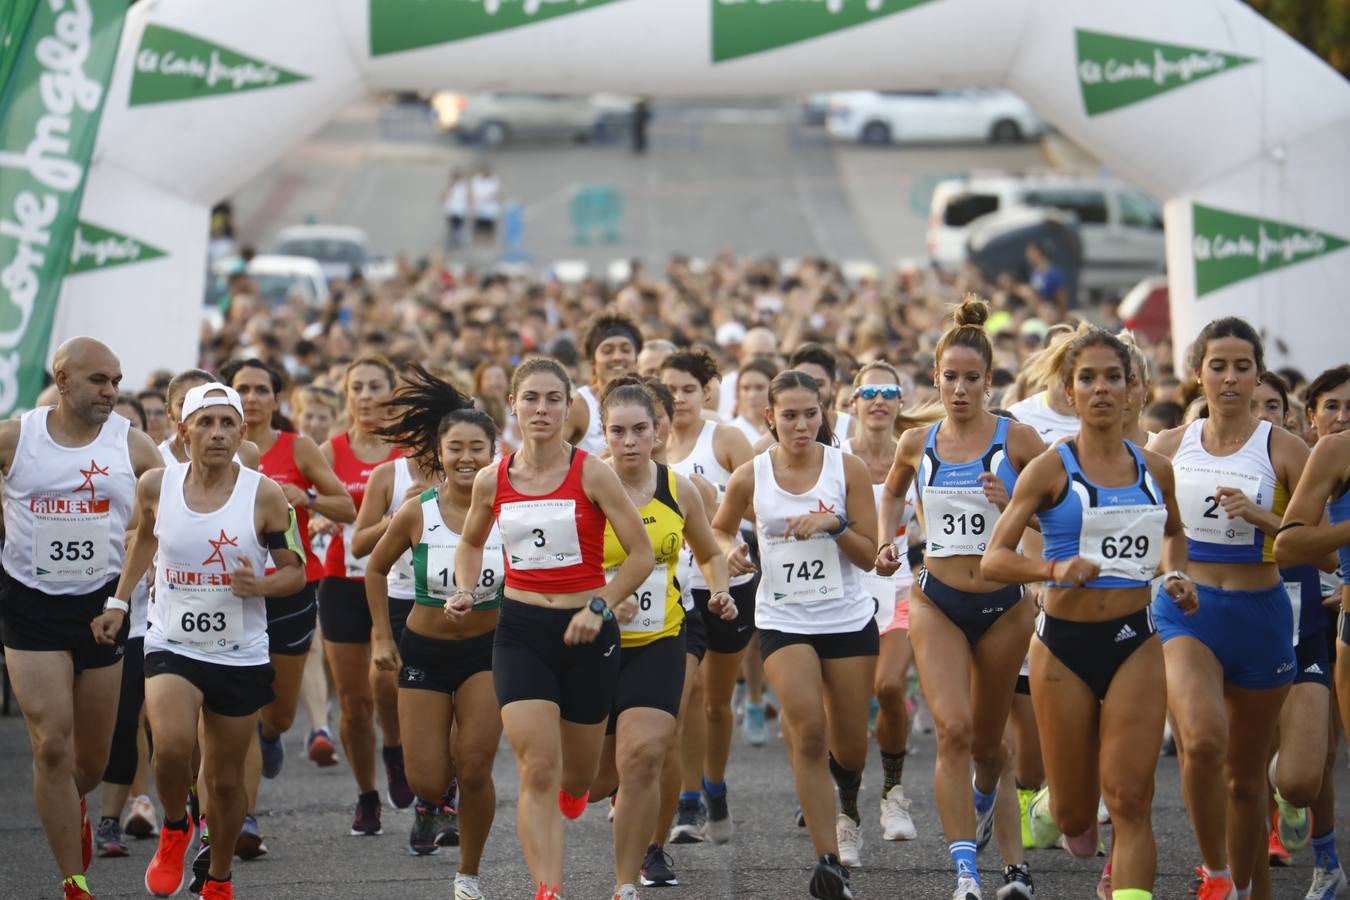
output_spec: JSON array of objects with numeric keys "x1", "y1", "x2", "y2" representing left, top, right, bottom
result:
[
  {"x1": 432, "y1": 91, "x2": 636, "y2": 145},
  {"x1": 271, "y1": 224, "x2": 394, "y2": 283},
  {"x1": 1119, "y1": 274, "x2": 1171, "y2": 343},
  {"x1": 825, "y1": 89, "x2": 1045, "y2": 145},
  {"x1": 927, "y1": 173, "x2": 1165, "y2": 295},
  {"x1": 967, "y1": 207, "x2": 1083, "y2": 305}
]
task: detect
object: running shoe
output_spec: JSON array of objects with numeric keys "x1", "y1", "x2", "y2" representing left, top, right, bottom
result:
[
  {"x1": 62, "y1": 877, "x2": 93, "y2": 900},
  {"x1": 350, "y1": 792, "x2": 382, "y2": 836},
  {"x1": 558, "y1": 789, "x2": 589, "y2": 820},
  {"x1": 614, "y1": 884, "x2": 639, "y2": 900},
  {"x1": 732, "y1": 681, "x2": 747, "y2": 723},
  {"x1": 704, "y1": 791, "x2": 733, "y2": 844},
  {"x1": 258, "y1": 723, "x2": 284, "y2": 779},
  {"x1": 952, "y1": 875, "x2": 982, "y2": 900},
  {"x1": 1095, "y1": 861, "x2": 1111, "y2": 900},
  {"x1": 125, "y1": 794, "x2": 159, "y2": 839},
  {"x1": 384, "y1": 747, "x2": 415, "y2": 810},
  {"x1": 453, "y1": 873, "x2": 485, "y2": 900},
  {"x1": 795, "y1": 805, "x2": 807, "y2": 828},
  {"x1": 1276, "y1": 788, "x2": 1313, "y2": 852},
  {"x1": 96, "y1": 817, "x2": 129, "y2": 858},
  {"x1": 306, "y1": 728, "x2": 338, "y2": 767},
  {"x1": 1269, "y1": 814, "x2": 1292, "y2": 867},
  {"x1": 974, "y1": 777, "x2": 998, "y2": 852},
  {"x1": 199, "y1": 878, "x2": 233, "y2": 900},
  {"x1": 1306, "y1": 865, "x2": 1348, "y2": 900},
  {"x1": 640, "y1": 843, "x2": 678, "y2": 887},
  {"x1": 1195, "y1": 871, "x2": 1237, "y2": 900},
  {"x1": 80, "y1": 796, "x2": 91, "y2": 872},
  {"x1": 186, "y1": 841, "x2": 211, "y2": 896},
  {"x1": 996, "y1": 863, "x2": 1034, "y2": 899},
  {"x1": 234, "y1": 814, "x2": 267, "y2": 860},
  {"x1": 743, "y1": 702, "x2": 767, "y2": 746},
  {"x1": 1024, "y1": 787, "x2": 1061, "y2": 850},
  {"x1": 808, "y1": 853, "x2": 853, "y2": 900},
  {"x1": 867, "y1": 695, "x2": 880, "y2": 735},
  {"x1": 1058, "y1": 822, "x2": 1099, "y2": 860},
  {"x1": 145, "y1": 821, "x2": 194, "y2": 898},
  {"x1": 1017, "y1": 787, "x2": 1036, "y2": 849},
  {"x1": 669, "y1": 797, "x2": 706, "y2": 844},
  {"x1": 1096, "y1": 796, "x2": 1110, "y2": 825},
  {"x1": 408, "y1": 802, "x2": 441, "y2": 856},
  {"x1": 836, "y1": 814, "x2": 862, "y2": 868},
  {"x1": 879, "y1": 784, "x2": 917, "y2": 841},
  {"x1": 435, "y1": 803, "x2": 460, "y2": 847}
]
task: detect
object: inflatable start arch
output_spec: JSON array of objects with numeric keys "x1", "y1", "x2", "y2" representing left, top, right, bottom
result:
[{"x1": 4, "y1": 0, "x2": 1348, "y2": 410}]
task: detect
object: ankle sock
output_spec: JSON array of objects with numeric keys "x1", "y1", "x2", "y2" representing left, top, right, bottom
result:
[
  {"x1": 880, "y1": 750, "x2": 906, "y2": 793},
  {"x1": 702, "y1": 777, "x2": 726, "y2": 799},
  {"x1": 1202, "y1": 866, "x2": 1230, "y2": 881},
  {"x1": 1111, "y1": 890, "x2": 1151, "y2": 900},
  {"x1": 163, "y1": 816, "x2": 190, "y2": 833},
  {"x1": 679, "y1": 790, "x2": 701, "y2": 805},
  {"x1": 973, "y1": 781, "x2": 996, "y2": 817},
  {"x1": 62, "y1": 875, "x2": 89, "y2": 893},
  {"x1": 828, "y1": 754, "x2": 861, "y2": 824},
  {"x1": 1314, "y1": 830, "x2": 1340, "y2": 870},
  {"x1": 949, "y1": 839, "x2": 978, "y2": 883}
]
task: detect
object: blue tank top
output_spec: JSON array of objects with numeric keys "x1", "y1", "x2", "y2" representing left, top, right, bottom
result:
[
  {"x1": 1040, "y1": 440, "x2": 1165, "y2": 590},
  {"x1": 1329, "y1": 480, "x2": 1350, "y2": 579},
  {"x1": 915, "y1": 416, "x2": 1018, "y2": 557}
]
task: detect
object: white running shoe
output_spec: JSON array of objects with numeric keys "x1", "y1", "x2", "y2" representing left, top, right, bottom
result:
[
  {"x1": 835, "y1": 814, "x2": 862, "y2": 868},
  {"x1": 614, "y1": 883, "x2": 640, "y2": 900},
  {"x1": 1306, "y1": 865, "x2": 1349, "y2": 900},
  {"x1": 454, "y1": 873, "x2": 485, "y2": 900},
  {"x1": 1096, "y1": 796, "x2": 1110, "y2": 825},
  {"x1": 953, "y1": 874, "x2": 982, "y2": 900},
  {"x1": 879, "y1": 785, "x2": 917, "y2": 841}
]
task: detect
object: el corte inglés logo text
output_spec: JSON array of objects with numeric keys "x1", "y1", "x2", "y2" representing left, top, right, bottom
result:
[
  {"x1": 1075, "y1": 29, "x2": 1255, "y2": 116},
  {"x1": 129, "y1": 24, "x2": 307, "y2": 105},
  {"x1": 1191, "y1": 203, "x2": 1348, "y2": 296}
]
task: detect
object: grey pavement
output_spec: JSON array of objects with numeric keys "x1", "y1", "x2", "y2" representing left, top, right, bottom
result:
[{"x1": 0, "y1": 700, "x2": 1332, "y2": 899}]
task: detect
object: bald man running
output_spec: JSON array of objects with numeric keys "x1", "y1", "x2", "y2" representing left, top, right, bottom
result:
[{"x1": 0, "y1": 338, "x2": 164, "y2": 900}]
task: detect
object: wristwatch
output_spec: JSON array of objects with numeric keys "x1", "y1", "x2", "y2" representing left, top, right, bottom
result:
[
  {"x1": 1162, "y1": 570, "x2": 1191, "y2": 585},
  {"x1": 588, "y1": 597, "x2": 614, "y2": 621},
  {"x1": 306, "y1": 487, "x2": 318, "y2": 509}
]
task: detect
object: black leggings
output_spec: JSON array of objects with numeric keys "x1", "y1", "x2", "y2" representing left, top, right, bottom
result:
[{"x1": 103, "y1": 636, "x2": 146, "y2": 785}]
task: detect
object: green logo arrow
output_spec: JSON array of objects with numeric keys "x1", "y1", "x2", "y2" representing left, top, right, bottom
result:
[
  {"x1": 712, "y1": 0, "x2": 938, "y2": 63},
  {"x1": 1075, "y1": 29, "x2": 1256, "y2": 116},
  {"x1": 370, "y1": 0, "x2": 630, "y2": 56},
  {"x1": 1192, "y1": 204, "x2": 1347, "y2": 297},
  {"x1": 129, "y1": 24, "x2": 308, "y2": 106},
  {"x1": 68, "y1": 221, "x2": 167, "y2": 274}
]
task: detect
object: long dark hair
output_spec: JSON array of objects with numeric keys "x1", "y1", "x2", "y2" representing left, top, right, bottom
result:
[
  {"x1": 220, "y1": 358, "x2": 293, "y2": 431},
  {"x1": 375, "y1": 363, "x2": 492, "y2": 476},
  {"x1": 768, "y1": 369, "x2": 834, "y2": 446}
]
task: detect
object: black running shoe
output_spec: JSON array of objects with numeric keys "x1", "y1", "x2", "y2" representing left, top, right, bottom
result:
[
  {"x1": 186, "y1": 841, "x2": 212, "y2": 896},
  {"x1": 640, "y1": 843, "x2": 678, "y2": 887},
  {"x1": 383, "y1": 747, "x2": 415, "y2": 810},
  {"x1": 704, "y1": 792, "x2": 732, "y2": 844},
  {"x1": 809, "y1": 853, "x2": 854, "y2": 900},
  {"x1": 351, "y1": 791, "x2": 383, "y2": 836},
  {"x1": 1000, "y1": 862, "x2": 1035, "y2": 898},
  {"x1": 408, "y1": 802, "x2": 441, "y2": 855},
  {"x1": 434, "y1": 804, "x2": 459, "y2": 848},
  {"x1": 669, "y1": 797, "x2": 706, "y2": 844}
]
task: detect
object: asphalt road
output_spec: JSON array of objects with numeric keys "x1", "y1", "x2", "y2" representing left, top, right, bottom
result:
[{"x1": 0, "y1": 694, "x2": 1331, "y2": 899}]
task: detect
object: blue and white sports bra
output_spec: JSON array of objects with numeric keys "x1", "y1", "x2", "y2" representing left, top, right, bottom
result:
[
  {"x1": 1328, "y1": 478, "x2": 1350, "y2": 580},
  {"x1": 1040, "y1": 441, "x2": 1165, "y2": 590},
  {"x1": 916, "y1": 416, "x2": 1018, "y2": 557}
]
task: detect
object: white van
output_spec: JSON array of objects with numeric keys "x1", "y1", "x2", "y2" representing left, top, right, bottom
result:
[{"x1": 927, "y1": 175, "x2": 1165, "y2": 295}]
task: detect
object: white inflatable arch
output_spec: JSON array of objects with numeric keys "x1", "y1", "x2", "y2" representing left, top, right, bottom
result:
[{"x1": 58, "y1": 0, "x2": 1350, "y2": 386}]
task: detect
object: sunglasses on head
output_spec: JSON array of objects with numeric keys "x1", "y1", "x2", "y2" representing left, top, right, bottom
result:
[{"x1": 854, "y1": 384, "x2": 901, "y2": 400}]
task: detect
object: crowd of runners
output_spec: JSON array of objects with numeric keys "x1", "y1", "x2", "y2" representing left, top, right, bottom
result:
[{"x1": 3, "y1": 268, "x2": 1349, "y2": 900}]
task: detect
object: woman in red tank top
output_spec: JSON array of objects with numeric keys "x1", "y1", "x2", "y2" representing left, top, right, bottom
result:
[
  {"x1": 452, "y1": 357, "x2": 654, "y2": 900},
  {"x1": 317, "y1": 356, "x2": 412, "y2": 835},
  {"x1": 225, "y1": 360, "x2": 357, "y2": 848}
]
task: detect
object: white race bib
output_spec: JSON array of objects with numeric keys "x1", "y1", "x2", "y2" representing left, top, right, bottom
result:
[
  {"x1": 1285, "y1": 580, "x2": 1302, "y2": 648},
  {"x1": 342, "y1": 523, "x2": 368, "y2": 578},
  {"x1": 32, "y1": 514, "x2": 110, "y2": 582},
  {"x1": 864, "y1": 570, "x2": 898, "y2": 630},
  {"x1": 923, "y1": 487, "x2": 998, "y2": 557},
  {"x1": 390, "y1": 550, "x2": 415, "y2": 589},
  {"x1": 161, "y1": 584, "x2": 244, "y2": 652},
  {"x1": 1174, "y1": 464, "x2": 1264, "y2": 546},
  {"x1": 499, "y1": 499, "x2": 582, "y2": 570},
  {"x1": 608, "y1": 563, "x2": 669, "y2": 634},
  {"x1": 426, "y1": 538, "x2": 503, "y2": 605},
  {"x1": 1079, "y1": 504, "x2": 1166, "y2": 582},
  {"x1": 763, "y1": 537, "x2": 843, "y2": 606}
]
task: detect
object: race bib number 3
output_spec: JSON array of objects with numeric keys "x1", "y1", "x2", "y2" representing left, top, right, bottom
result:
[
  {"x1": 1079, "y1": 505, "x2": 1165, "y2": 582},
  {"x1": 763, "y1": 537, "x2": 843, "y2": 606},
  {"x1": 608, "y1": 563, "x2": 669, "y2": 634},
  {"x1": 923, "y1": 487, "x2": 998, "y2": 557},
  {"x1": 162, "y1": 585, "x2": 243, "y2": 651},
  {"x1": 1174, "y1": 465, "x2": 1264, "y2": 546},
  {"x1": 33, "y1": 516, "x2": 110, "y2": 582},
  {"x1": 499, "y1": 500, "x2": 582, "y2": 570}
]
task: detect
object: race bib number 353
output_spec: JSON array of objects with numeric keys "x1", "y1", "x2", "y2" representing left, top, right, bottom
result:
[{"x1": 33, "y1": 516, "x2": 109, "y2": 582}]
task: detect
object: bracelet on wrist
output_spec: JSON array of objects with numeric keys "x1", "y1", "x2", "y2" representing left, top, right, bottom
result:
[
  {"x1": 104, "y1": 597, "x2": 129, "y2": 614},
  {"x1": 827, "y1": 513, "x2": 850, "y2": 537}
]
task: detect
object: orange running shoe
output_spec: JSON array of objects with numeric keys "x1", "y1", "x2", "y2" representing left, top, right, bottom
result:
[
  {"x1": 558, "y1": 789, "x2": 588, "y2": 820},
  {"x1": 1269, "y1": 812, "x2": 1292, "y2": 867},
  {"x1": 199, "y1": 878, "x2": 233, "y2": 900},
  {"x1": 144, "y1": 821, "x2": 194, "y2": 898},
  {"x1": 62, "y1": 876, "x2": 93, "y2": 900},
  {"x1": 1196, "y1": 870, "x2": 1237, "y2": 900},
  {"x1": 80, "y1": 796, "x2": 91, "y2": 872}
]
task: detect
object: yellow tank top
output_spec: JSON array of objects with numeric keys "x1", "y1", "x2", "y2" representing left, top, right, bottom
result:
[
  {"x1": 603, "y1": 463, "x2": 685, "y2": 648},
  {"x1": 1262, "y1": 479, "x2": 1290, "y2": 564}
]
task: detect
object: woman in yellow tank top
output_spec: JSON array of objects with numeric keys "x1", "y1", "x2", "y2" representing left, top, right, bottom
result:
[{"x1": 586, "y1": 376, "x2": 735, "y2": 900}]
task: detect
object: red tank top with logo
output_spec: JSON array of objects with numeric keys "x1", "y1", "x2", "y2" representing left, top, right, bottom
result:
[
  {"x1": 324, "y1": 432, "x2": 402, "y2": 580},
  {"x1": 493, "y1": 448, "x2": 606, "y2": 594},
  {"x1": 258, "y1": 431, "x2": 323, "y2": 582}
]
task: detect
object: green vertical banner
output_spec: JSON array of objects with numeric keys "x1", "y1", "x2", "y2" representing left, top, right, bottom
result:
[{"x1": 0, "y1": 0, "x2": 126, "y2": 416}]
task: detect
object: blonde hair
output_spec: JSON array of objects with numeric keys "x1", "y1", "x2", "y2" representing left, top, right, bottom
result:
[{"x1": 1116, "y1": 329, "x2": 1152, "y2": 390}]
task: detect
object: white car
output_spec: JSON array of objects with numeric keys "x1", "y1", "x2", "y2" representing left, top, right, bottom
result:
[
  {"x1": 927, "y1": 174, "x2": 1165, "y2": 294},
  {"x1": 433, "y1": 92, "x2": 636, "y2": 145},
  {"x1": 826, "y1": 89, "x2": 1045, "y2": 145},
  {"x1": 203, "y1": 254, "x2": 329, "y2": 325},
  {"x1": 271, "y1": 224, "x2": 394, "y2": 283}
]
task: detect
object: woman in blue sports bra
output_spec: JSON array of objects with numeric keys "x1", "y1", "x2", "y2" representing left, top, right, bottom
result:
[
  {"x1": 1147, "y1": 317, "x2": 1313, "y2": 900},
  {"x1": 984, "y1": 328, "x2": 1197, "y2": 900},
  {"x1": 874, "y1": 295, "x2": 1044, "y2": 900}
]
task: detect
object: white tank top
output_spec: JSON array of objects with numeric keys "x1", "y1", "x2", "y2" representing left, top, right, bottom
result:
[
  {"x1": 387, "y1": 458, "x2": 417, "y2": 600},
  {"x1": 157, "y1": 438, "x2": 178, "y2": 466},
  {"x1": 671, "y1": 421, "x2": 751, "y2": 591},
  {"x1": 1008, "y1": 391, "x2": 1079, "y2": 443},
  {"x1": 1172, "y1": 418, "x2": 1278, "y2": 563},
  {"x1": 839, "y1": 437, "x2": 916, "y2": 585},
  {"x1": 834, "y1": 411, "x2": 854, "y2": 443},
  {"x1": 752, "y1": 445, "x2": 870, "y2": 635},
  {"x1": 146, "y1": 463, "x2": 270, "y2": 666},
  {"x1": 2, "y1": 408, "x2": 136, "y2": 594},
  {"x1": 130, "y1": 574, "x2": 151, "y2": 640},
  {"x1": 576, "y1": 385, "x2": 607, "y2": 454}
]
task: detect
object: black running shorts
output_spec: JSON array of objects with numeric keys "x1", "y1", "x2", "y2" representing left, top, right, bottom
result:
[
  {"x1": 266, "y1": 581, "x2": 318, "y2": 656},
  {"x1": 690, "y1": 577, "x2": 757, "y2": 655},
  {"x1": 607, "y1": 630, "x2": 687, "y2": 734},
  {"x1": 318, "y1": 577, "x2": 414, "y2": 646},
  {"x1": 492, "y1": 598, "x2": 619, "y2": 725},
  {"x1": 0, "y1": 575, "x2": 127, "y2": 672},
  {"x1": 398, "y1": 626, "x2": 495, "y2": 696},
  {"x1": 144, "y1": 650, "x2": 274, "y2": 717},
  {"x1": 758, "y1": 618, "x2": 880, "y2": 663}
]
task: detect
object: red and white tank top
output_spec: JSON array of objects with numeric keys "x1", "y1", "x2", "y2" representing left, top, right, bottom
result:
[
  {"x1": 493, "y1": 448, "x2": 606, "y2": 594},
  {"x1": 2, "y1": 408, "x2": 136, "y2": 594},
  {"x1": 259, "y1": 431, "x2": 321, "y2": 582},
  {"x1": 324, "y1": 432, "x2": 401, "y2": 580}
]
